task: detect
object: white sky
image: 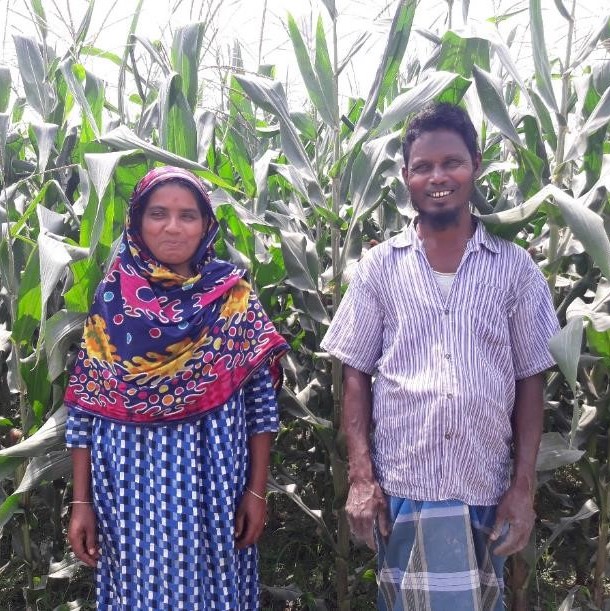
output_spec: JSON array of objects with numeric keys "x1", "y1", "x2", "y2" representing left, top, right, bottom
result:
[{"x1": 0, "y1": 0, "x2": 607, "y2": 112}]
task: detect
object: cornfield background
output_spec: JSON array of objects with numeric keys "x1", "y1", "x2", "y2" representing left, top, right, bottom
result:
[{"x1": 0, "y1": 0, "x2": 609, "y2": 609}]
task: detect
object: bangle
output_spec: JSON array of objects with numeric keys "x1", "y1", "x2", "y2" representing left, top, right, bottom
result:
[
  {"x1": 70, "y1": 500, "x2": 93, "y2": 505},
  {"x1": 245, "y1": 487, "x2": 266, "y2": 502}
]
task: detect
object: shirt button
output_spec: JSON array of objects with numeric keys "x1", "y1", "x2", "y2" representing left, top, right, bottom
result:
[
  {"x1": 444, "y1": 309, "x2": 450, "y2": 315},
  {"x1": 447, "y1": 393, "x2": 454, "y2": 399},
  {"x1": 445, "y1": 354, "x2": 451, "y2": 360},
  {"x1": 445, "y1": 432, "x2": 452, "y2": 440}
]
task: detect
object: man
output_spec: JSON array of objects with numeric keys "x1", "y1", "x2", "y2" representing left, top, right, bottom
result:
[{"x1": 321, "y1": 103, "x2": 559, "y2": 610}]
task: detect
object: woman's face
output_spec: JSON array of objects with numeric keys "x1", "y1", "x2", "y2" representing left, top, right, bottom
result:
[{"x1": 140, "y1": 184, "x2": 208, "y2": 277}]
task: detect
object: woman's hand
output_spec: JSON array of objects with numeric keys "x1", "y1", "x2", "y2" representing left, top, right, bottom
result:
[
  {"x1": 68, "y1": 503, "x2": 100, "y2": 567},
  {"x1": 235, "y1": 489, "x2": 267, "y2": 549}
]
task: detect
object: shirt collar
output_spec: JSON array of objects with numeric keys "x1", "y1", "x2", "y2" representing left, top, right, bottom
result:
[{"x1": 390, "y1": 216, "x2": 501, "y2": 254}]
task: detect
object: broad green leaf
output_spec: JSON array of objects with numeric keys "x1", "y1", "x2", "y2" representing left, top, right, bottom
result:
[
  {"x1": 566, "y1": 280, "x2": 610, "y2": 332},
  {"x1": 30, "y1": 122, "x2": 58, "y2": 173},
  {"x1": 12, "y1": 250, "x2": 42, "y2": 347},
  {"x1": 350, "y1": 0, "x2": 417, "y2": 146},
  {"x1": 549, "y1": 317, "x2": 583, "y2": 394},
  {"x1": 235, "y1": 74, "x2": 323, "y2": 205},
  {"x1": 536, "y1": 432, "x2": 584, "y2": 471},
  {"x1": 45, "y1": 311, "x2": 87, "y2": 380},
  {"x1": 280, "y1": 231, "x2": 318, "y2": 293},
  {"x1": 554, "y1": 189, "x2": 610, "y2": 280},
  {"x1": 158, "y1": 72, "x2": 197, "y2": 161},
  {"x1": 64, "y1": 258, "x2": 103, "y2": 313},
  {"x1": 85, "y1": 151, "x2": 128, "y2": 204},
  {"x1": 253, "y1": 149, "x2": 277, "y2": 215},
  {"x1": 287, "y1": 13, "x2": 336, "y2": 128},
  {"x1": 101, "y1": 125, "x2": 238, "y2": 192},
  {"x1": 529, "y1": 0, "x2": 558, "y2": 112},
  {"x1": 472, "y1": 65, "x2": 520, "y2": 144},
  {"x1": 171, "y1": 23, "x2": 205, "y2": 112},
  {"x1": 564, "y1": 86, "x2": 610, "y2": 162},
  {"x1": 80, "y1": 45, "x2": 123, "y2": 66},
  {"x1": 314, "y1": 15, "x2": 336, "y2": 125},
  {"x1": 377, "y1": 71, "x2": 466, "y2": 132},
  {"x1": 437, "y1": 31, "x2": 490, "y2": 76},
  {"x1": 587, "y1": 326, "x2": 610, "y2": 367},
  {"x1": 342, "y1": 132, "x2": 401, "y2": 268},
  {"x1": 14, "y1": 449, "x2": 71, "y2": 495},
  {"x1": 0, "y1": 66, "x2": 10, "y2": 112},
  {"x1": 196, "y1": 111, "x2": 215, "y2": 164},
  {"x1": 0, "y1": 405, "x2": 67, "y2": 458},
  {"x1": 12, "y1": 35, "x2": 56, "y2": 119},
  {"x1": 529, "y1": 88, "x2": 557, "y2": 151},
  {"x1": 59, "y1": 59, "x2": 100, "y2": 140},
  {"x1": 20, "y1": 351, "x2": 52, "y2": 425},
  {"x1": 0, "y1": 494, "x2": 21, "y2": 534},
  {"x1": 82, "y1": 68, "x2": 105, "y2": 146}
]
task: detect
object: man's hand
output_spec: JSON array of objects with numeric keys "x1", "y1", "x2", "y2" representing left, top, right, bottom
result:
[
  {"x1": 68, "y1": 503, "x2": 99, "y2": 568},
  {"x1": 346, "y1": 478, "x2": 390, "y2": 550},
  {"x1": 489, "y1": 482, "x2": 535, "y2": 556},
  {"x1": 235, "y1": 489, "x2": 267, "y2": 549}
]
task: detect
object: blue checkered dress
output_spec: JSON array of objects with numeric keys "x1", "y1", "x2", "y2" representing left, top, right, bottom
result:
[{"x1": 66, "y1": 366, "x2": 278, "y2": 611}]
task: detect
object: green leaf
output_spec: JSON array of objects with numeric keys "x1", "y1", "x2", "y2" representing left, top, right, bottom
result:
[
  {"x1": 287, "y1": 13, "x2": 336, "y2": 128},
  {"x1": 30, "y1": 122, "x2": 58, "y2": 173},
  {"x1": 553, "y1": 0, "x2": 573, "y2": 21},
  {"x1": 196, "y1": 110, "x2": 215, "y2": 164},
  {"x1": 377, "y1": 71, "x2": 466, "y2": 132},
  {"x1": 45, "y1": 311, "x2": 87, "y2": 381},
  {"x1": 14, "y1": 450, "x2": 71, "y2": 495},
  {"x1": 314, "y1": 15, "x2": 336, "y2": 122},
  {"x1": 0, "y1": 406, "x2": 67, "y2": 458},
  {"x1": 554, "y1": 188, "x2": 610, "y2": 280},
  {"x1": 536, "y1": 432, "x2": 584, "y2": 471},
  {"x1": 59, "y1": 59, "x2": 100, "y2": 140},
  {"x1": 549, "y1": 317, "x2": 583, "y2": 393},
  {"x1": 280, "y1": 231, "x2": 319, "y2": 294},
  {"x1": 235, "y1": 74, "x2": 323, "y2": 205},
  {"x1": 100, "y1": 125, "x2": 238, "y2": 192},
  {"x1": 587, "y1": 326, "x2": 610, "y2": 367},
  {"x1": 12, "y1": 250, "x2": 42, "y2": 347},
  {"x1": 320, "y1": 0, "x2": 337, "y2": 19},
  {"x1": 529, "y1": 0, "x2": 558, "y2": 112},
  {"x1": 0, "y1": 65, "x2": 11, "y2": 113},
  {"x1": 158, "y1": 72, "x2": 198, "y2": 161},
  {"x1": 569, "y1": 15, "x2": 610, "y2": 70},
  {"x1": 472, "y1": 65, "x2": 520, "y2": 144},
  {"x1": 171, "y1": 23, "x2": 205, "y2": 112},
  {"x1": 350, "y1": 0, "x2": 417, "y2": 146},
  {"x1": 80, "y1": 45, "x2": 123, "y2": 66},
  {"x1": 564, "y1": 86, "x2": 610, "y2": 162},
  {"x1": 12, "y1": 35, "x2": 56, "y2": 120},
  {"x1": 529, "y1": 88, "x2": 557, "y2": 151},
  {"x1": 0, "y1": 494, "x2": 21, "y2": 534},
  {"x1": 437, "y1": 31, "x2": 490, "y2": 76}
]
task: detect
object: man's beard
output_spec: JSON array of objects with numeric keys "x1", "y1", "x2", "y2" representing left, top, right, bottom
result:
[{"x1": 413, "y1": 205, "x2": 461, "y2": 231}]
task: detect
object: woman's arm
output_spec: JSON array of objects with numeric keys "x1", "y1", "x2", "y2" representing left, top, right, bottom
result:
[{"x1": 68, "y1": 447, "x2": 100, "y2": 567}]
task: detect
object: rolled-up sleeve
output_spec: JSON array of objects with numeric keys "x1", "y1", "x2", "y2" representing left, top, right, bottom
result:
[
  {"x1": 65, "y1": 408, "x2": 94, "y2": 448},
  {"x1": 321, "y1": 265, "x2": 384, "y2": 375},
  {"x1": 243, "y1": 365, "x2": 279, "y2": 436},
  {"x1": 509, "y1": 263, "x2": 560, "y2": 379}
]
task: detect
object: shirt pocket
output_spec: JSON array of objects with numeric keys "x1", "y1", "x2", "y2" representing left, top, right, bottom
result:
[{"x1": 471, "y1": 281, "x2": 511, "y2": 348}]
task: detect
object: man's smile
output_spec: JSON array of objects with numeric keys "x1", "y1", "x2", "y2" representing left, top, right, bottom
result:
[{"x1": 428, "y1": 190, "x2": 453, "y2": 199}]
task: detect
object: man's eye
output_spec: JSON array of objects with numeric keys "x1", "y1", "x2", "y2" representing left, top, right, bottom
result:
[
  {"x1": 446, "y1": 159, "x2": 462, "y2": 168},
  {"x1": 410, "y1": 165, "x2": 429, "y2": 174}
]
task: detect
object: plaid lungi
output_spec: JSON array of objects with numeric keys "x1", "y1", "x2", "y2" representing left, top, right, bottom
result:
[{"x1": 377, "y1": 497, "x2": 506, "y2": 611}]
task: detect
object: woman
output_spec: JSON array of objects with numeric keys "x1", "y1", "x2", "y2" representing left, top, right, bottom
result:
[{"x1": 65, "y1": 166, "x2": 289, "y2": 610}]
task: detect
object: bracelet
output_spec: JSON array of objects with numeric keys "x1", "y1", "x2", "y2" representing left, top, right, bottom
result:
[
  {"x1": 70, "y1": 500, "x2": 93, "y2": 505},
  {"x1": 245, "y1": 487, "x2": 266, "y2": 502}
]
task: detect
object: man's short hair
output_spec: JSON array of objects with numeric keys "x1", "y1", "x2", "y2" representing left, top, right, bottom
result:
[{"x1": 401, "y1": 102, "x2": 480, "y2": 166}]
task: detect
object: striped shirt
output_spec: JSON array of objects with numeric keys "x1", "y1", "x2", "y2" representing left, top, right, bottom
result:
[{"x1": 321, "y1": 220, "x2": 559, "y2": 505}]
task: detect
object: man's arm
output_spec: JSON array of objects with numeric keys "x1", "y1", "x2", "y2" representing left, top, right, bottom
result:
[
  {"x1": 343, "y1": 364, "x2": 390, "y2": 550},
  {"x1": 490, "y1": 373, "x2": 544, "y2": 555}
]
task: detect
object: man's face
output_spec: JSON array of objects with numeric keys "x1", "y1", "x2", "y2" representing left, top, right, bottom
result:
[{"x1": 402, "y1": 129, "x2": 480, "y2": 230}]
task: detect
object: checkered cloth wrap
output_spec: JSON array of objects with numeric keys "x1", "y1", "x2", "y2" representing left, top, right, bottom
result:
[
  {"x1": 377, "y1": 498, "x2": 505, "y2": 611},
  {"x1": 66, "y1": 365, "x2": 278, "y2": 610}
]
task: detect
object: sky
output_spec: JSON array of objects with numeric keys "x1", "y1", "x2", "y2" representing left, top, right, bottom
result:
[{"x1": 0, "y1": 0, "x2": 607, "y2": 112}]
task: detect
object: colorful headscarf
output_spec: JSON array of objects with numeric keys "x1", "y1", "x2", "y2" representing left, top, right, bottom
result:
[{"x1": 64, "y1": 166, "x2": 289, "y2": 424}]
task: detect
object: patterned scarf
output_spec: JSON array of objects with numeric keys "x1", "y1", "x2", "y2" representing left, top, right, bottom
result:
[{"x1": 65, "y1": 166, "x2": 289, "y2": 424}]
